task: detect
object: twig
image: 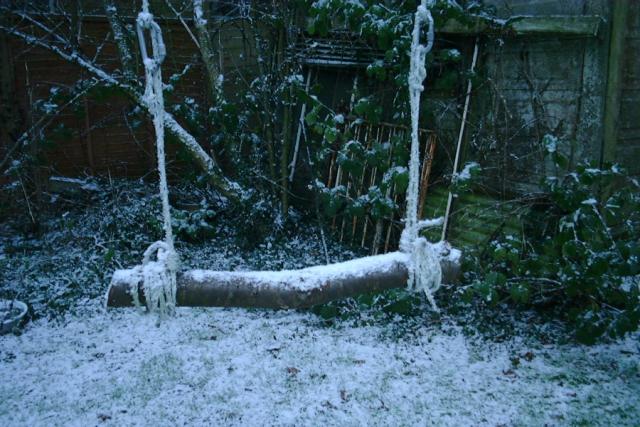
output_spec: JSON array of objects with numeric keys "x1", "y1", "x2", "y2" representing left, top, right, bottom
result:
[
  {"x1": 442, "y1": 37, "x2": 480, "y2": 241},
  {"x1": 162, "y1": 0, "x2": 200, "y2": 49}
]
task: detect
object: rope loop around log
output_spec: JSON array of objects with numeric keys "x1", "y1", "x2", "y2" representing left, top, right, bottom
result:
[
  {"x1": 129, "y1": 241, "x2": 178, "y2": 319},
  {"x1": 142, "y1": 241, "x2": 176, "y2": 267}
]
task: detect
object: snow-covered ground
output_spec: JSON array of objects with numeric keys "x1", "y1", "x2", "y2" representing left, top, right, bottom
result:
[
  {"x1": 1, "y1": 308, "x2": 638, "y2": 426},
  {"x1": 1, "y1": 182, "x2": 639, "y2": 425}
]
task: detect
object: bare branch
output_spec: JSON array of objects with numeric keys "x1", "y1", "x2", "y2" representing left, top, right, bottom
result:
[
  {"x1": 193, "y1": 0, "x2": 223, "y2": 100},
  {"x1": 162, "y1": 0, "x2": 200, "y2": 49},
  {"x1": 0, "y1": 18, "x2": 243, "y2": 199},
  {"x1": 1, "y1": 79, "x2": 101, "y2": 173}
]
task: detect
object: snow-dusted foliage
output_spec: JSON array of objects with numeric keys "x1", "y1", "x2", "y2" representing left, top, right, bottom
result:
[
  {"x1": 398, "y1": 0, "x2": 442, "y2": 310},
  {"x1": 452, "y1": 162, "x2": 480, "y2": 184},
  {"x1": 469, "y1": 141, "x2": 640, "y2": 343}
]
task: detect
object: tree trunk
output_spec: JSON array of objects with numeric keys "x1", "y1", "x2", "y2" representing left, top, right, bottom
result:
[
  {"x1": 103, "y1": 0, "x2": 137, "y2": 82},
  {"x1": 107, "y1": 248, "x2": 461, "y2": 309},
  {"x1": 0, "y1": 30, "x2": 18, "y2": 163},
  {"x1": 193, "y1": 0, "x2": 223, "y2": 102}
]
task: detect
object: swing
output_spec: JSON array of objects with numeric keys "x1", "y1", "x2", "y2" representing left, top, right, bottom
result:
[{"x1": 106, "y1": 0, "x2": 460, "y2": 313}]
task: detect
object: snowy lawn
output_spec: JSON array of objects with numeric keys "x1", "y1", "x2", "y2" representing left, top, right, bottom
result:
[
  {"x1": 1, "y1": 182, "x2": 639, "y2": 425},
  {"x1": 1, "y1": 308, "x2": 639, "y2": 426}
]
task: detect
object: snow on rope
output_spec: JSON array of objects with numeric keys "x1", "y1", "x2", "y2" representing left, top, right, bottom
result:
[
  {"x1": 107, "y1": 0, "x2": 452, "y2": 315},
  {"x1": 130, "y1": 0, "x2": 179, "y2": 317},
  {"x1": 399, "y1": 0, "x2": 442, "y2": 311}
]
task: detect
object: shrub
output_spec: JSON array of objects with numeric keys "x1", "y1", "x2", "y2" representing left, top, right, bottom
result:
[{"x1": 469, "y1": 137, "x2": 640, "y2": 343}]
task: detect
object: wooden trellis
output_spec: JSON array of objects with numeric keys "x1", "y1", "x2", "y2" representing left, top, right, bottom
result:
[{"x1": 324, "y1": 117, "x2": 437, "y2": 255}]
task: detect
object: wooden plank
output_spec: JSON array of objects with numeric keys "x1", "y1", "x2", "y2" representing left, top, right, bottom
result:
[
  {"x1": 440, "y1": 15, "x2": 602, "y2": 37},
  {"x1": 509, "y1": 15, "x2": 602, "y2": 37},
  {"x1": 602, "y1": 0, "x2": 630, "y2": 164}
]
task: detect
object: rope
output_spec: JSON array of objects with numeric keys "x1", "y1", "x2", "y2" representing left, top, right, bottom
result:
[
  {"x1": 400, "y1": 0, "x2": 442, "y2": 311},
  {"x1": 127, "y1": 0, "x2": 438, "y2": 315},
  {"x1": 132, "y1": 1, "x2": 178, "y2": 317}
]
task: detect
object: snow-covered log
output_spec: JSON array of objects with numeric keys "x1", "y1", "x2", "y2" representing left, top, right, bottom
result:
[{"x1": 107, "y1": 246, "x2": 461, "y2": 309}]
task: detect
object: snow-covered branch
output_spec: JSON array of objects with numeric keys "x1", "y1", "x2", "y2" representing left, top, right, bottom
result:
[
  {"x1": 193, "y1": 0, "x2": 224, "y2": 100},
  {"x1": 1, "y1": 79, "x2": 101, "y2": 174},
  {"x1": 103, "y1": 0, "x2": 137, "y2": 81},
  {"x1": 0, "y1": 17, "x2": 243, "y2": 199}
]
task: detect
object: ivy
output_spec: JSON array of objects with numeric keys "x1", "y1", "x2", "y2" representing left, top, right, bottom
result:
[{"x1": 469, "y1": 136, "x2": 640, "y2": 343}]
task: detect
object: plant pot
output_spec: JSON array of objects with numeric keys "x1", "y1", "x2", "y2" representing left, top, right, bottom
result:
[{"x1": 0, "y1": 299, "x2": 28, "y2": 335}]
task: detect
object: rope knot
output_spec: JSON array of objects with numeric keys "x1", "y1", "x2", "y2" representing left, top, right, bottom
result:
[
  {"x1": 132, "y1": 241, "x2": 178, "y2": 319},
  {"x1": 136, "y1": 10, "x2": 154, "y2": 28},
  {"x1": 136, "y1": 8, "x2": 166, "y2": 77}
]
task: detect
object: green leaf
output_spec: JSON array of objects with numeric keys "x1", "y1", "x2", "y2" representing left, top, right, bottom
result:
[
  {"x1": 510, "y1": 282, "x2": 530, "y2": 304},
  {"x1": 103, "y1": 248, "x2": 115, "y2": 263},
  {"x1": 562, "y1": 240, "x2": 582, "y2": 259},
  {"x1": 575, "y1": 311, "x2": 608, "y2": 345},
  {"x1": 383, "y1": 295, "x2": 418, "y2": 315},
  {"x1": 485, "y1": 271, "x2": 507, "y2": 287},
  {"x1": 307, "y1": 19, "x2": 317, "y2": 35},
  {"x1": 313, "y1": 304, "x2": 339, "y2": 320},
  {"x1": 305, "y1": 109, "x2": 318, "y2": 126},
  {"x1": 393, "y1": 170, "x2": 409, "y2": 193},
  {"x1": 324, "y1": 127, "x2": 338, "y2": 143}
]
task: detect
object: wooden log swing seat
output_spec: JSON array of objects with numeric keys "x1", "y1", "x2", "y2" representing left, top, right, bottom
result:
[
  {"x1": 106, "y1": 0, "x2": 460, "y2": 313},
  {"x1": 108, "y1": 245, "x2": 461, "y2": 309}
]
